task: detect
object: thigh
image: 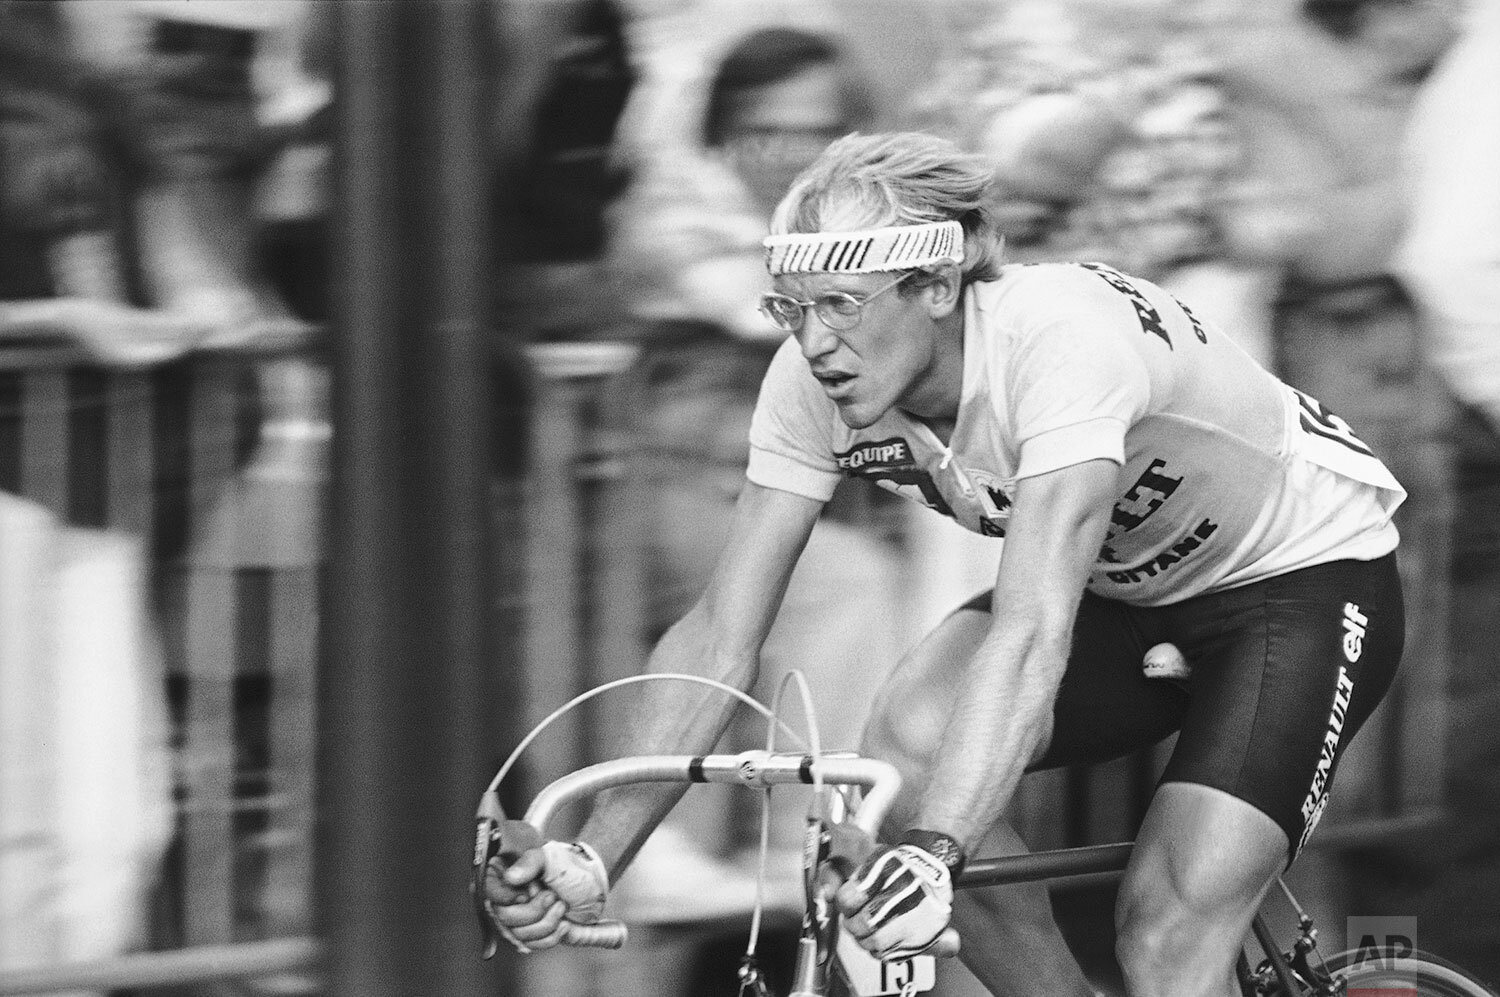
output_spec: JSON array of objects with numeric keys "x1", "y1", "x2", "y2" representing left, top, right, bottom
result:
[
  {"x1": 863, "y1": 598, "x2": 986, "y2": 773},
  {"x1": 931, "y1": 591, "x2": 1188, "y2": 771},
  {"x1": 1162, "y1": 553, "x2": 1406, "y2": 858},
  {"x1": 1028, "y1": 591, "x2": 1189, "y2": 770},
  {"x1": 1125, "y1": 782, "x2": 1286, "y2": 904}
]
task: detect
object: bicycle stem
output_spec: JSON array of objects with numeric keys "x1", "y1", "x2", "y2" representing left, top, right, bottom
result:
[
  {"x1": 788, "y1": 798, "x2": 881, "y2": 997},
  {"x1": 790, "y1": 931, "x2": 833, "y2": 997},
  {"x1": 789, "y1": 839, "x2": 843, "y2": 996}
]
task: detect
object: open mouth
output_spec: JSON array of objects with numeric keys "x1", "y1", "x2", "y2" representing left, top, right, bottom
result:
[{"x1": 814, "y1": 371, "x2": 855, "y2": 394}]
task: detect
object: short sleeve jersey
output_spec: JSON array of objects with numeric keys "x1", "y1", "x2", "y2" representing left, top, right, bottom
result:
[{"x1": 747, "y1": 262, "x2": 1405, "y2": 606}]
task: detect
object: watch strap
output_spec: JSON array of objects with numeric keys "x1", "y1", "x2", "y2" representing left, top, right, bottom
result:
[{"x1": 900, "y1": 828, "x2": 967, "y2": 879}]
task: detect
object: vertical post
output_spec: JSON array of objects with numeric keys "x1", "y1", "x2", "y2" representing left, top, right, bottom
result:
[{"x1": 321, "y1": 3, "x2": 509, "y2": 996}]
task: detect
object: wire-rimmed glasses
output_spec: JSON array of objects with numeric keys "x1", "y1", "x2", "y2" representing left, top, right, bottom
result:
[{"x1": 758, "y1": 272, "x2": 912, "y2": 334}]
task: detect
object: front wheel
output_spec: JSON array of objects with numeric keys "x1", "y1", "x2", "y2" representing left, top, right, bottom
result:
[{"x1": 1325, "y1": 947, "x2": 1499, "y2": 997}]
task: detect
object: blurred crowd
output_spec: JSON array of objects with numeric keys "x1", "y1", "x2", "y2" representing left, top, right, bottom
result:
[
  {"x1": 0, "y1": 0, "x2": 326, "y2": 988},
  {"x1": 1, "y1": 0, "x2": 1497, "y2": 994}
]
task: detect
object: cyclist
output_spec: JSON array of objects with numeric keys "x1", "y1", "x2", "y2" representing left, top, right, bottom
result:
[{"x1": 485, "y1": 131, "x2": 1407, "y2": 997}]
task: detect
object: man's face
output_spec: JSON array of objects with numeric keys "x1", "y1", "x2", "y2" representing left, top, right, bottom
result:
[
  {"x1": 722, "y1": 66, "x2": 850, "y2": 214},
  {"x1": 772, "y1": 271, "x2": 945, "y2": 429}
]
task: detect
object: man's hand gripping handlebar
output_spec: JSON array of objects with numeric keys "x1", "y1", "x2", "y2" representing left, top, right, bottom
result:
[
  {"x1": 471, "y1": 791, "x2": 627, "y2": 956},
  {"x1": 819, "y1": 821, "x2": 962, "y2": 963}
]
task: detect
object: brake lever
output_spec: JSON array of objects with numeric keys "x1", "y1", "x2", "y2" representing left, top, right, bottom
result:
[
  {"x1": 471, "y1": 791, "x2": 544, "y2": 959},
  {"x1": 798, "y1": 797, "x2": 874, "y2": 919},
  {"x1": 819, "y1": 818, "x2": 876, "y2": 887}
]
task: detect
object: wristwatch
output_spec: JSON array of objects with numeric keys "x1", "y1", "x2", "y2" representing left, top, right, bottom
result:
[{"x1": 900, "y1": 828, "x2": 967, "y2": 879}]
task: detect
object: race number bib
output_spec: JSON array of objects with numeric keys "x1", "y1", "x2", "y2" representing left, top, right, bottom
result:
[
  {"x1": 1288, "y1": 386, "x2": 1404, "y2": 506},
  {"x1": 836, "y1": 927, "x2": 936, "y2": 996}
]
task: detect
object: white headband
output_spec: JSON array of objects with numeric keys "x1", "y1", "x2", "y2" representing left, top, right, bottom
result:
[{"x1": 763, "y1": 220, "x2": 965, "y2": 276}]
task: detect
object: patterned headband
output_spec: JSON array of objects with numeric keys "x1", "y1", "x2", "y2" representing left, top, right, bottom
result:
[{"x1": 763, "y1": 220, "x2": 965, "y2": 276}]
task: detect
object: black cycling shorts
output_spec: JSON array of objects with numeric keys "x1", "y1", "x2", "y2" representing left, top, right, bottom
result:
[{"x1": 958, "y1": 552, "x2": 1405, "y2": 856}]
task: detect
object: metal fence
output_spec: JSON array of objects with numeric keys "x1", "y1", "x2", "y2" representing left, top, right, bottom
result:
[
  {"x1": 0, "y1": 337, "x2": 643, "y2": 996},
  {"x1": 0, "y1": 346, "x2": 323, "y2": 995}
]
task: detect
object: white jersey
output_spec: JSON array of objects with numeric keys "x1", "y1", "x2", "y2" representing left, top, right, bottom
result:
[{"x1": 747, "y1": 262, "x2": 1405, "y2": 606}]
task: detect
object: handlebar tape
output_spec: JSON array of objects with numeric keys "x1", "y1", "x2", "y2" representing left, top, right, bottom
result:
[
  {"x1": 562, "y1": 919, "x2": 629, "y2": 949},
  {"x1": 929, "y1": 928, "x2": 961, "y2": 958}
]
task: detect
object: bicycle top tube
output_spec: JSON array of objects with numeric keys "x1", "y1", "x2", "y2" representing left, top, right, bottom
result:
[
  {"x1": 957, "y1": 842, "x2": 1134, "y2": 888},
  {"x1": 523, "y1": 750, "x2": 902, "y2": 837}
]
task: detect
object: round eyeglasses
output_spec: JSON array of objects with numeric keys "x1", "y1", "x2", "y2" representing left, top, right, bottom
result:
[{"x1": 758, "y1": 272, "x2": 912, "y2": 333}]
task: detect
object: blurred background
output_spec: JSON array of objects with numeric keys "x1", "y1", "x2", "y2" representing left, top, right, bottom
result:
[{"x1": 0, "y1": 0, "x2": 1495, "y2": 994}]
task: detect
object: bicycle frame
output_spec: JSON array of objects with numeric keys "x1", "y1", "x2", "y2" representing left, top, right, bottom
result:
[
  {"x1": 477, "y1": 750, "x2": 1333, "y2": 997},
  {"x1": 960, "y1": 846, "x2": 1330, "y2": 996}
]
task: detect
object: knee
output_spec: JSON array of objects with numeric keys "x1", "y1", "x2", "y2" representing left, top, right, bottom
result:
[
  {"x1": 859, "y1": 663, "x2": 949, "y2": 770},
  {"x1": 857, "y1": 605, "x2": 981, "y2": 776},
  {"x1": 1114, "y1": 890, "x2": 1172, "y2": 987},
  {"x1": 857, "y1": 689, "x2": 912, "y2": 765},
  {"x1": 1115, "y1": 891, "x2": 1207, "y2": 997},
  {"x1": 857, "y1": 683, "x2": 944, "y2": 833},
  {"x1": 1114, "y1": 882, "x2": 1241, "y2": 996}
]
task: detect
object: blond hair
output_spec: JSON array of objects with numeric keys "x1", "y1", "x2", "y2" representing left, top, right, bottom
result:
[{"x1": 769, "y1": 131, "x2": 1004, "y2": 286}]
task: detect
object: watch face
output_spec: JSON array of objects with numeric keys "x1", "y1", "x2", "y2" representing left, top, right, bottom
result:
[
  {"x1": 904, "y1": 829, "x2": 965, "y2": 873},
  {"x1": 928, "y1": 838, "x2": 963, "y2": 870}
]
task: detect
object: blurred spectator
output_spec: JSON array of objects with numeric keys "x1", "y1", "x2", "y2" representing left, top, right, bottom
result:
[
  {"x1": 255, "y1": 0, "x2": 333, "y2": 327},
  {"x1": 0, "y1": 0, "x2": 220, "y2": 364},
  {"x1": 910, "y1": 1, "x2": 1271, "y2": 361},
  {"x1": 77, "y1": 0, "x2": 329, "y2": 569},
  {"x1": 606, "y1": 22, "x2": 908, "y2": 920},
  {"x1": 111, "y1": 5, "x2": 331, "y2": 967},
  {"x1": 611, "y1": 25, "x2": 874, "y2": 341},
  {"x1": 4, "y1": 0, "x2": 328, "y2": 981},
  {"x1": 1396, "y1": 0, "x2": 1500, "y2": 433},
  {"x1": 490, "y1": 0, "x2": 636, "y2": 344},
  {"x1": 0, "y1": 1, "x2": 119, "y2": 302},
  {"x1": 910, "y1": 0, "x2": 1455, "y2": 378},
  {"x1": 1206, "y1": 0, "x2": 1454, "y2": 335},
  {"x1": 0, "y1": 3, "x2": 174, "y2": 988},
  {"x1": 1390, "y1": 0, "x2": 1500, "y2": 978},
  {"x1": 505, "y1": 0, "x2": 633, "y2": 268}
]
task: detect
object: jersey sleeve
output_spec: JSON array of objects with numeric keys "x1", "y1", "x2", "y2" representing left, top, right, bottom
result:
[
  {"x1": 1000, "y1": 269, "x2": 1154, "y2": 479},
  {"x1": 746, "y1": 336, "x2": 843, "y2": 501}
]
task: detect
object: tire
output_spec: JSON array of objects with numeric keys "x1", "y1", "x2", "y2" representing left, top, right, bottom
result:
[{"x1": 1325, "y1": 947, "x2": 1499, "y2": 997}]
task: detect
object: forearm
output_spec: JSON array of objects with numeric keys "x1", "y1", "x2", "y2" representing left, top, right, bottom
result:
[
  {"x1": 907, "y1": 461, "x2": 1115, "y2": 856},
  {"x1": 134, "y1": 181, "x2": 261, "y2": 314},
  {"x1": 915, "y1": 623, "x2": 1067, "y2": 854},
  {"x1": 1287, "y1": 180, "x2": 1406, "y2": 285},
  {"x1": 577, "y1": 602, "x2": 760, "y2": 876},
  {"x1": 48, "y1": 231, "x2": 128, "y2": 301},
  {"x1": 1404, "y1": 262, "x2": 1500, "y2": 428},
  {"x1": 570, "y1": 481, "x2": 821, "y2": 877}
]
